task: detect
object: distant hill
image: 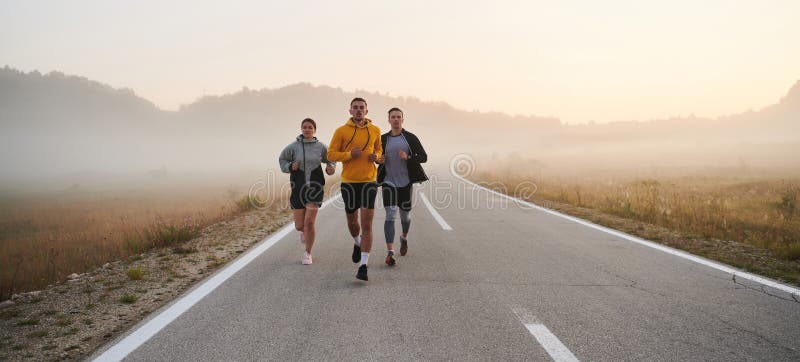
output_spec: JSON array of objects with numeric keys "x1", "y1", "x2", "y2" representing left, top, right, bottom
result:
[
  {"x1": 1, "y1": 66, "x2": 798, "y2": 181},
  {"x1": 0, "y1": 67, "x2": 171, "y2": 178}
]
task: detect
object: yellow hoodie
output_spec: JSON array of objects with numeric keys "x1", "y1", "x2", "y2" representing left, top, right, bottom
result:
[{"x1": 327, "y1": 118, "x2": 382, "y2": 183}]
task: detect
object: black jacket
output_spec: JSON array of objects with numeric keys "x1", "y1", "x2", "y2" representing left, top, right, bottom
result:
[{"x1": 377, "y1": 129, "x2": 428, "y2": 185}]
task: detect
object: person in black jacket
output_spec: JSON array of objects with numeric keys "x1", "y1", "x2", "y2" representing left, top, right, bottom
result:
[{"x1": 376, "y1": 107, "x2": 428, "y2": 265}]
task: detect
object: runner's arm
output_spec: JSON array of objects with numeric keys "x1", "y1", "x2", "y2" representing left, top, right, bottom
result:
[
  {"x1": 373, "y1": 130, "x2": 383, "y2": 159},
  {"x1": 410, "y1": 134, "x2": 427, "y2": 163},
  {"x1": 278, "y1": 145, "x2": 294, "y2": 173},
  {"x1": 321, "y1": 144, "x2": 336, "y2": 168},
  {"x1": 326, "y1": 130, "x2": 352, "y2": 162}
]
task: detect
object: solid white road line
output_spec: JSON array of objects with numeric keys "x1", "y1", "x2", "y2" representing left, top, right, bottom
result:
[
  {"x1": 454, "y1": 174, "x2": 800, "y2": 297},
  {"x1": 525, "y1": 324, "x2": 581, "y2": 362},
  {"x1": 419, "y1": 192, "x2": 453, "y2": 230},
  {"x1": 92, "y1": 194, "x2": 342, "y2": 362},
  {"x1": 512, "y1": 307, "x2": 580, "y2": 362}
]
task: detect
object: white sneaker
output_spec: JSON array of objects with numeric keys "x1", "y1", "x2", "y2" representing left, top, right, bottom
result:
[
  {"x1": 301, "y1": 252, "x2": 312, "y2": 265},
  {"x1": 299, "y1": 232, "x2": 305, "y2": 244}
]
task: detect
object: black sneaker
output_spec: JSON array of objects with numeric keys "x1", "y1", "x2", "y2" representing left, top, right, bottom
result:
[
  {"x1": 352, "y1": 244, "x2": 361, "y2": 263},
  {"x1": 385, "y1": 252, "x2": 396, "y2": 266},
  {"x1": 356, "y1": 265, "x2": 368, "y2": 281}
]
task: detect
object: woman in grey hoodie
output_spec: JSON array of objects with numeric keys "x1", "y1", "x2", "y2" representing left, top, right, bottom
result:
[{"x1": 279, "y1": 118, "x2": 335, "y2": 265}]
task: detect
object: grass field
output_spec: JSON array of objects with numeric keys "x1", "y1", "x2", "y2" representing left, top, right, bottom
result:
[
  {"x1": 472, "y1": 168, "x2": 800, "y2": 283},
  {"x1": 0, "y1": 178, "x2": 291, "y2": 301}
]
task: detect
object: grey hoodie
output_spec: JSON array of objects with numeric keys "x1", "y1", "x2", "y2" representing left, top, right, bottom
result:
[{"x1": 279, "y1": 135, "x2": 335, "y2": 182}]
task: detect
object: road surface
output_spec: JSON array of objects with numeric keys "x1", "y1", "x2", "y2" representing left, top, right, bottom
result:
[{"x1": 91, "y1": 170, "x2": 800, "y2": 361}]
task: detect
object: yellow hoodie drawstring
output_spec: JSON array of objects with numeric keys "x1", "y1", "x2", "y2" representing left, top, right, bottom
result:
[{"x1": 343, "y1": 122, "x2": 371, "y2": 151}]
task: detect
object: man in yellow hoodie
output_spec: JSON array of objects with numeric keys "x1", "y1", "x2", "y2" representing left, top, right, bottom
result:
[{"x1": 327, "y1": 97, "x2": 382, "y2": 281}]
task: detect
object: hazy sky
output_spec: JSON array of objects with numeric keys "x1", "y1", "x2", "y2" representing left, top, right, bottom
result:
[{"x1": 1, "y1": 0, "x2": 798, "y2": 123}]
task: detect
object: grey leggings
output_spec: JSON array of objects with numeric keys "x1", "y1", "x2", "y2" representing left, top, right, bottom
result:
[{"x1": 384, "y1": 205, "x2": 411, "y2": 244}]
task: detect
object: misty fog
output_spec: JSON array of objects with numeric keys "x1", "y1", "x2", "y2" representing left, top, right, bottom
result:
[{"x1": 2, "y1": 67, "x2": 799, "y2": 192}]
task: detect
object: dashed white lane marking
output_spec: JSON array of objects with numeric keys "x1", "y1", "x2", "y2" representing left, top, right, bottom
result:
[
  {"x1": 455, "y1": 174, "x2": 800, "y2": 297},
  {"x1": 92, "y1": 194, "x2": 342, "y2": 362},
  {"x1": 419, "y1": 192, "x2": 453, "y2": 230},
  {"x1": 512, "y1": 307, "x2": 580, "y2": 362}
]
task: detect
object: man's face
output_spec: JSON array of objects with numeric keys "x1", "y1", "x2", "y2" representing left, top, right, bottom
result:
[
  {"x1": 350, "y1": 101, "x2": 368, "y2": 122},
  {"x1": 389, "y1": 110, "x2": 403, "y2": 130}
]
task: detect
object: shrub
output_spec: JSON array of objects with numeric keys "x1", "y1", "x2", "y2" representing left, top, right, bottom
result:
[
  {"x1": 151, "y1": 217, "x2": 201, "y2": 246},
  {"x1": 119, "y1": 293, "x2": 138, "y2": 304},
  {"x1": 125, "y1": 267, "x2": 145, "y2": 281}
]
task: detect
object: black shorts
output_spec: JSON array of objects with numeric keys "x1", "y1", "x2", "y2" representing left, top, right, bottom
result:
[
  {"x1": 382, "y1": 184, "x2": 413, "y2": 211},
  {"x1": 341, "y1": 182, "x2": 378, "y2": 214},
  {"x1": 290, "y1": 181, "x2": 324, "y2": 209}
]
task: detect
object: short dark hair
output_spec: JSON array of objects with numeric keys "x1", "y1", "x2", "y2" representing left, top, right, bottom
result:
[
  {"x1": 301, "y1": 118, "x2": 316, "y2": 129},
  {"x1": 350, "y1": 97, "x2": 367, "y2": 107},
  {"x1": 388, "y1": 107, "x2": 403, "y2": 116}
]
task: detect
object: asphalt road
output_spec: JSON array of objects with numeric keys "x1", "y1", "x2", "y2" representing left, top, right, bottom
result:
[{"x1": 91, "y1": 172, "x2": 800, "y2": 361}]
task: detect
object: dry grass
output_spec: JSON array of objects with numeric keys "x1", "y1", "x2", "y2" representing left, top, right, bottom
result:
[
  {"x1": 125, "y1": 267, "x2": 146, "y2": 281},
  {"x1": 118, "y1": 293, "x2": 138, "y2": 304},
  {"x1": 474, "y1": 171, "x2": 800, "y2": 263},
  {"x1": 0, "y1": 180, "x2": 288, "y2": 301}
]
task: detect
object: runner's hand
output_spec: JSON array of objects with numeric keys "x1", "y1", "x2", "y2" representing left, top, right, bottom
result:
[
  {"x1": 398, "y1": 150, "x2": 409, "y2": 160},
  {"x1": 368, "y1": 153, "x2": 377, "y2": 162},
  {"x1": 291, "y1": 161, "x2": 300, "y2": 171},
  {"x1": 325, "y1": 165, "x2": 335, "y2": 175},
  {"x1": 376, "y1": 155, "x2": 385, "y2": 164},
  {"x1": 351, "y1": 148, "x2": 362, "y2": 159}
]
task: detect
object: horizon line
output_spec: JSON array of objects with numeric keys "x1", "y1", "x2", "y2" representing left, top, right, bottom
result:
[{"x1": 4, "y1": 64, "x2": 798, "y2": 126}]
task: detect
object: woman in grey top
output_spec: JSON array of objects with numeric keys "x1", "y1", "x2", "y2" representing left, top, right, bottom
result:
[{"x1": 279, "y1": 118, "x2": 335, "y2": 265}]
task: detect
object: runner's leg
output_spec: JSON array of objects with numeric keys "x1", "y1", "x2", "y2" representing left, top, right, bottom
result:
[
  {"x1": 400, "y1": 209, "x2": 411, "y2": 237},
  {"x1": 382, "y1": 185, "x2": 398, "y2": 252},
  {"x1": 303, "y1": 203, "x2": 319, "y2": 254},
  {"x1": 293, "y1": 209, "x2": 306, "y2": 243},
  {"x1": 359, "y1": 208, "x2": 374, "y2": 256},
  {"x1": 343, "y1": 183, "x2": 362, "y2": 263},
  {"x1": 346, "y1": 213, "x2": 360, "y2": 238},
  {"x1": 398, "y1": 185, "x2": 412, "y2": 255},
  {"x1": 358, "y1": 183, "x2": 378, "y2": 266},
  {"x1": 384, "y1": 206, "x2": 397, "y2": 250}
]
